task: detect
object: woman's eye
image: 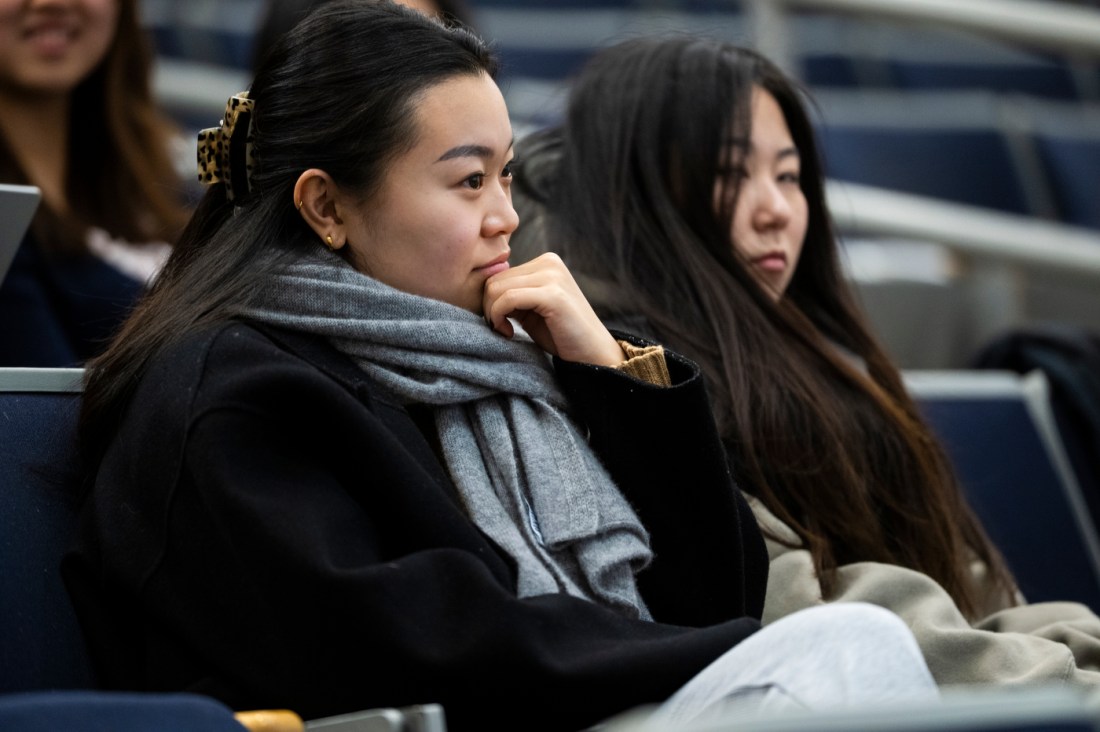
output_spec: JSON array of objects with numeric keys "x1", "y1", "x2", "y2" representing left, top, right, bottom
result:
[
  {"x1": 779, "y1": 171, "x2": 801, "y2": 185},
  {"x1": 502, "y1": 161, "x2": 515, "y2": 179},
  {"x1": 464, "y1": 173, "x2": 484, "y2": 190}
]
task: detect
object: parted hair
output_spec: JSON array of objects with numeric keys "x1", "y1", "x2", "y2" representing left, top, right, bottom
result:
[
  {"x1": 516, "y1": 36, "x2": 1015, "y2": 618},
  {"x1": 0, "y1": 0, "x2": 188, "y2": 253},
  {"x1": 82, "y1": 0, "x2": 497, "y2": 464}
]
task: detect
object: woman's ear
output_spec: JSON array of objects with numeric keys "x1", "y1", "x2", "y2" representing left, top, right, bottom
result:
[{"x1": 294, "y1": 169, "x2": 346, "y2": 251}]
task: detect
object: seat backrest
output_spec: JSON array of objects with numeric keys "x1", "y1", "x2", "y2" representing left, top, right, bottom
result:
[
  {"x1": 817, "y1": 124, "x2": 1029, "y2": 214},
  {"x1": 973, "y1": 326, "x2": 1100, "y2": 543},
  {"x1": 905, "y1": 370, "x2": 1100, "y2": 611},
  {"x1": 0, "y1": 690, "x2": 248, "y2": 732},
  {"x1": 888, "y1": 58, "x2": 1080, "y2": 100},
  {"x1": 1034, "y1": 133, "x2": 1100, "y2": 230},
  {"x1": 812, "y1": 90, "x2": 1035, "y2": 216},
  {"x1": 0, "y1": 368, "x2": 94, "y2": 693},
  {"x1": 0, "y1": 368, "x2": 451, "y2": 729}
]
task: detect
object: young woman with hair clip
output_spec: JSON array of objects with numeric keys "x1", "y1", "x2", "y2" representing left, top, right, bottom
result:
[
  {"x1": 513, "y1": 35, "x2": 1100, "y2": 692},
  {"x1": 61, "y1": 3, "x2": 939, "y2": 730},
  {"x1": 0, "y1": 0, "x2": 188, "y2": 366}
]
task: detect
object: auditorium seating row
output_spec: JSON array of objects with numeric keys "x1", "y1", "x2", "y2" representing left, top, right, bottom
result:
[
  {"x1": 812, "y1": 90, "x2": 1100, "y2": 227},
  {"x1": 4, "y1": 362, "x2": 1100, "y2": 729},
  {"x1": 140, "y1": 0, "x2": 1100, "y2": 230},
  {"x1": 0, "y1": 369, "x2": 444, "y2": 731}
]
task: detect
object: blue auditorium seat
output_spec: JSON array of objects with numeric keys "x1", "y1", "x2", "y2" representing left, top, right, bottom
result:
[
  {"x1": 906, "y1": 370, "x2": 1100, "y2": 611},
  {"x1": 973, "y1": 325, "x2": 1100, "y2": 548},
  {"x1": 0, "y1": 368, "x2": 92, "y2": 693},
  {"x1": 474, "y1": 0, "x2": 639, "y2": 7},
  {"x1": 888, "y1": 59, "x2": 1080, "y2": 101},
  {"x1": 496, "y1": 47, "x2": 595, "y2": 81},
  {"x1": 800, "y1": 54, "x2": 864, "y2": 87},
  {"x1": 0, "y1": 691, "x2": 248, "y2": 732},
  {"x1": 0, "y1": 366, "x2": 450, "y2": 729},
  {"x1": 1034, "y1": 134, "x2": 1100, "y2": 230},
  {"x1": 141, "y1": 0, "x2": 261, "y2": 70},
  {"x1": 817, "y1": 124, "x2": 1031, "y2": 215}
]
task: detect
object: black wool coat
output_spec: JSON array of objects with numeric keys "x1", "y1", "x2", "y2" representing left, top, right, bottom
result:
[{"x1": 63, "y1": 322, "x2": 768, "y2": 732}]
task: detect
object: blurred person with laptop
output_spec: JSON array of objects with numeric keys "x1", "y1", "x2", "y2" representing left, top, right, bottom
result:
[{"x1": 0, "y1": 0, "x2": 188, "y2": 366}]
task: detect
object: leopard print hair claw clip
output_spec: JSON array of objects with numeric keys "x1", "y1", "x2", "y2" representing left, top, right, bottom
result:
[{"x1": 197, "y1": 92, "x2": 257, "y2": 203}]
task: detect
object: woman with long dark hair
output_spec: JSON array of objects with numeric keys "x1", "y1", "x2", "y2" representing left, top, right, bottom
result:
[
  {"x1": 514, "y1": 35, "x2": 1100, "y2": 690},
  {"x1": 0, "y1": 0, "x2": 189, "y2": 365},
  {"x1": 62, "y1": 4, "x2": 936, "y2": 731}
]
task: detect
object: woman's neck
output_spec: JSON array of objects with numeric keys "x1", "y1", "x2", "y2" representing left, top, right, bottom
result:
[{"x1": 0, "y1": 90, "x2": 70, "y2": 215}]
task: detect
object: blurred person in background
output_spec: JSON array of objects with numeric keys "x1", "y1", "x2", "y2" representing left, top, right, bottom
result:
[
  {"x1": 0, "y1": 0, "x2": 189, "y2": 366},
  {"x1": 514, "y1": 35, "x2": 1100, "y2": 694}
]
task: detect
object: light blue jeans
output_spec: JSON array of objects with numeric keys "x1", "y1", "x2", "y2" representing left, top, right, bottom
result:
[{"x1": 650, "y1": 602, "x2": 938, "y2": 728}]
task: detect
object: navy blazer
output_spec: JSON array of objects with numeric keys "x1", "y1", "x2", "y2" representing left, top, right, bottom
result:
[{"x1": 63, "y1": 322, "x2": 767, "y2": 731}]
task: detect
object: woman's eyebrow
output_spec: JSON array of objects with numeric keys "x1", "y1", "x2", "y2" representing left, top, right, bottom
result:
[{"x1": 435, "y1": 138, "x2": 515, "y2": 163}]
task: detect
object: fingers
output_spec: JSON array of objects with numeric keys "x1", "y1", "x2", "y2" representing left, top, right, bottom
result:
[
  {"x1": 482, "y1": 253, "x2": 568, "y2": 336},
  {"x1": 483, "y1": 253, "x2": 624, "y2": 366},
  {"x1": 486, "y1": 310, "x2": 515, "y2": 339}
]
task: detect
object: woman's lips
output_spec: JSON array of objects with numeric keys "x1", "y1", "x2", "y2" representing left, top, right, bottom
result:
[
  {"x1": 753, "y1": 252, "x2": 787, "y2": 272},
  {"x1": 477, "y1": 255, "x2": 510, "y2": 277},
  {"x1": 24, "y1": 23, "x2": 77, "y2": 58},
  {"x1": 479, "y1": 261, "x2": 510, "y2": 277}
]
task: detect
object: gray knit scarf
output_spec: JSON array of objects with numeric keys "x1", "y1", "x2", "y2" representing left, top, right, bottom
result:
[{"x1": 246, "y1": 249, "x2": 653, "y2": 619}]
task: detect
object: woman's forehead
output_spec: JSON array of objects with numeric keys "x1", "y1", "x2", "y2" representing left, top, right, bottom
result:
[{"x1": 409, "y1": 73, "x2": 513, "y2": 161}]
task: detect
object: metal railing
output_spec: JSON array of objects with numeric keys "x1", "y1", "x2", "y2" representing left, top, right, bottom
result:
[
  {"x1": 746, "y1": 0, "x2": 1100, "y2": 75},
  {"x1": 827, "y1": 181, "x2": 1100, "y2": 280},
  {"x1": 829, "y1": 181, "x2": 1100, "y2": 357},
  {"x1": 153, "y1": 58, "x2": 250, "y2": 124}
]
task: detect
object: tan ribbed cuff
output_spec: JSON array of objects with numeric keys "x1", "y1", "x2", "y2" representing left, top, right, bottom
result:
[{"x1": 613, "y1": 340, "x2": 671, "y2": 387}]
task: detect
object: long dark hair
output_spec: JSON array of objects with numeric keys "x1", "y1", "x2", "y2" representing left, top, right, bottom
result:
[
  {"x1": 81, "y1": 0, "x2": 497, "y2": 464},
  {"x1": 0, "y1": 0, "x2": 188, "y2": 252},
  {"x1": 517, "y1": 37, "x2": 1014, "y2": 618}
]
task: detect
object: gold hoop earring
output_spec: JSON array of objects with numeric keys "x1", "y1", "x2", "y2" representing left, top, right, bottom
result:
[
  {"x1": 297, "y1": 200, "x2": 304, "y2": 211},
  {"x1": 325, "y1": 235, "x2": 335, "y2": 250}
]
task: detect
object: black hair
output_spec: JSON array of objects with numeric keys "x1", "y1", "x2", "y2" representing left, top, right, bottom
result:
[
  {"x1": 82, "y1": 0, "x2": 497, "y2": 465},
  {"x1": 517, "y1": 36, "x2": 1015, "y2": 618}
]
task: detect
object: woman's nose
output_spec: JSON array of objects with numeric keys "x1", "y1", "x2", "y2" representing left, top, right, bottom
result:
[
  {"x1": 752, "y1": 180, "x2": 792, "y2": 230},
  {"x1": 485, "y1": 187, "x2": 520, "y2": 237}
]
